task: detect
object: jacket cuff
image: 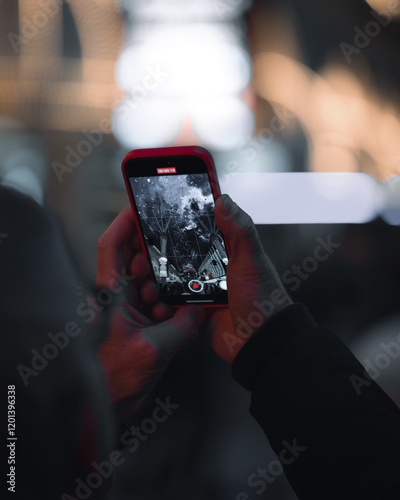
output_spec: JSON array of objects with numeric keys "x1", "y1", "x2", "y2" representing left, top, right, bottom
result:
[{"x1": 231, "y1": 303, "x2": 317, "y2": 391}]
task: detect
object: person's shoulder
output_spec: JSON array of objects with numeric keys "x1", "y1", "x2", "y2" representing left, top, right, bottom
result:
[{"x1": 0, "y1": 185, "x2": 46, "y2": 221}]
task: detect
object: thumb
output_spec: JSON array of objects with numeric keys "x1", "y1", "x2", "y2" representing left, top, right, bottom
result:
[
  {"x1": 215, "y1": 194, "x2": 263, "y2": 257},
  {"x1": 141, "y1": 306, "x2": 206, "y2": 361},
  {"x1": 215, "y1": 194, "x2": 289, "y2": 303}
]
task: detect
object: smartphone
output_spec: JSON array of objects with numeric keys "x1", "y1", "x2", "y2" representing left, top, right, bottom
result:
[{"x1": 122, "y1": 146, "x2": 230, "y2": 307}]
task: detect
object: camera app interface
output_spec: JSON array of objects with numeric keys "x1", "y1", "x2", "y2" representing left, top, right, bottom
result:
[{"x1": 130, "y1": 172, "x2": 228, "y2": 301}]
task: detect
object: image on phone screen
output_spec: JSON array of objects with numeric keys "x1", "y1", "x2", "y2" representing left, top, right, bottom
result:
[{"x1": 127, "y1": 164, "x2": 229, "y2": 305}]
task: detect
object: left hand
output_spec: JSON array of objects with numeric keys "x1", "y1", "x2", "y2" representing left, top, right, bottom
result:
[
  {"x1": 204, "y1": 195, "x2": 293, "y2": 364},
  {"x1": 96, "y1": 207, "x2": 205, "y2": 421}
]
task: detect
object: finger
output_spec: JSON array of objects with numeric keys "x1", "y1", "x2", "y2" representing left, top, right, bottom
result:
[
  {"x1": 141, "y1": 306, "x2": 206, "y2": 361},
  {"x1": 151, "y1": 301, "x2": 174, "y2": 322},
  {"x1": 215, "y1": 194, "x2": 263, "y2": 257},
  {"x1": 215, "y1": 195, "x2": 292, "y2": 313},
  {"x1": 140, "y1": 280, "x2": 160, "y2": 305},
  {"x1": 97, "y1": 206, "x2": 139, "y2": 289},
  {"x1": 130, "y1": 253, "x2": 150, "y2": 282},
  {"x1": 115, "y1": 253, "x2": 150, "y2": 309}
]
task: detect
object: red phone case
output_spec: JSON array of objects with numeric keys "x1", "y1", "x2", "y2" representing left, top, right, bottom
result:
[{"x1": 122, "y1": 146, "x2": 230, "y2": 308}]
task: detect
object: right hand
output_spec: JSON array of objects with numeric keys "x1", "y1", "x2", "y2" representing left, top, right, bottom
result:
[{"x1": 205, "y1": 194, "x2": 293, "y2": 363}]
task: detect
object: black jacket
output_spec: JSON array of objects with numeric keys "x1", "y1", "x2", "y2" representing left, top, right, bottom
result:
[{"x1": 232, "y1": 304, "x2": 400, "y2": 499}]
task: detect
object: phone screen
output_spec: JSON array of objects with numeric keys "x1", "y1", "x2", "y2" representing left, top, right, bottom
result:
[{"x1": 124, "y1": 155, "x2": 229, "y2": 306}]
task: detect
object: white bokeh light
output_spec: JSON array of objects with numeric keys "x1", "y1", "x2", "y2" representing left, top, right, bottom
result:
[
  {"x1": 112, "y1": 97, "x2": 184, "y2": 149},
  {"x1": 113, "y1": 0, "x2": 254, "y2": 150},
  {"x1": 115, "y1": 26, "x2": 252, "y2": 97},
  {"x1": 121, "y1": 0, "x2": 252, "y2": 21},
  {"x1": 191, "y1": 97, "x2": 255, "y2": 151},
  {"x1": 220, "y1": 172, "x2": 388, "y2": 224}
]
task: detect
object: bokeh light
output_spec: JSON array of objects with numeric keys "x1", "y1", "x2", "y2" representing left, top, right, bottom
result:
[{"x1": 112, "y1": 0, "x2": 254, "y2": 150}]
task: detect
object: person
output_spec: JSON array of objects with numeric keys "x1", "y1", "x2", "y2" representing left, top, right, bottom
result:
[
  {"x1": 97, "y1": 193, "x2": 400, "y2": 499},
  {"x1": 1, "y1": 185, "x2": 117, "y2": 500},
  {"x1": 2, "y1": 181, "x2": 400, "y2": 499}
]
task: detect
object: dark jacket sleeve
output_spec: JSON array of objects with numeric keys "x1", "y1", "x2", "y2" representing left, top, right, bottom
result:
[{"x1": 232, "y1": 303, "x2": 400, "y2": 500}]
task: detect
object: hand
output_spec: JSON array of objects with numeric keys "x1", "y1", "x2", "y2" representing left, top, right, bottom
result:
[
  {"x1": 205, "y1": 195, "x2": 293, "y2": 364},
  {"x1": 96, "y1": 207, "x2": 205, "y2": 421}
]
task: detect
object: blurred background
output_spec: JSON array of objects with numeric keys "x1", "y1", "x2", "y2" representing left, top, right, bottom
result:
[{"x1": 1, "y1": 0, "x2": 400, "y2": 498}]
